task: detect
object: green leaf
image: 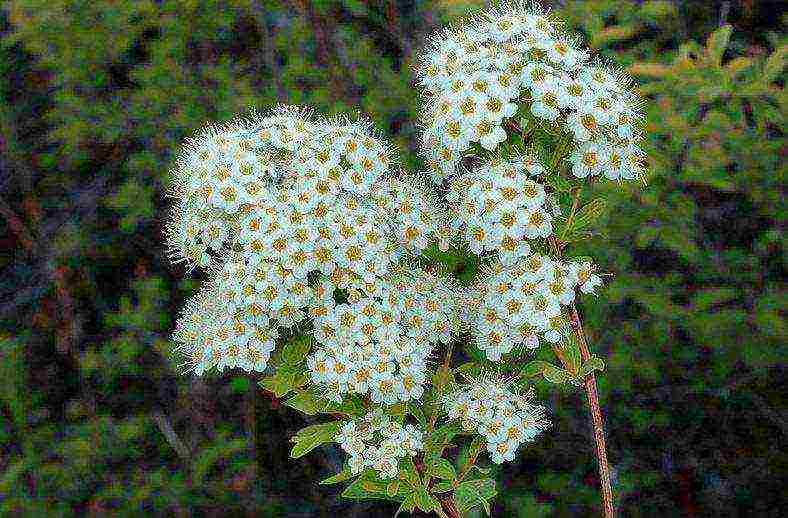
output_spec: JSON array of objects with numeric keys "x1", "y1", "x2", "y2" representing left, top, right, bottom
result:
[
  {"x1": 230, "y1": 376, "x2": 251, "y2": 393},
  {"x1": 457, "y1": 436, "x2": 486, "y2": 475},
  {"x1": 425, "y1": 456, "x2": 457, "y2": 481},
  {"x1": 285, "y1": 390, "x2": 322, "y2": 415},
  {"x1": 542, "y1": 363, "x2": 571, "y2": 384},
  {"x1": 324, "y1": 394, "x2": 367, "y2": 417},
  {"x1": 387, "y1": 402, "x2": 407, "y2": 423},
  {"x1": 289, "y1": 421, "x2": 342, "y2": 459},
  {"x1": 453, "y1": 361, "x2": 484, "y2": 378},
  {"x1": 397, "y1": 456, "x2": 421, "y2": 489},
  {"x1": 280, "y1": 335, "x2": 313, "y2": 366},
  {"x1": 562, "y1": 197, "x2": 607, "y2": 242},
  {"x1": 260, "y1": 366, "x2": 308, "y2": 398},
  {"x1": 396, "y1": 494, "x2": 418, "y2": 516},
  {"x1": 763, "y1": 44, "x2": 788, "y2": 83},
  {"x1": 546, "y1": 173, "x2": 573, "y2": 193},
  {"x1": 342, "y1": 470, "x2": 412, "y2": 502},
  {"x1": 424, "y1": 422, "x2": 464, "y2": 456},
  {"x1": 577, "y1": 356, "x2": 606, "y2": 379},
  {"x1": 706, "y1": 25, "x2": 733, "y2": 66},
  {"x1": 432, "y1": 366, "x2": 454, "y2": 392},
  {"x1": 409, "y1": 403, "x2": 428, "y2": 428},
  {"x1": 520, "y1": 360, "x2": 571, "y2": 383},
  {"x1": 520, "y1": 360, "x2": 552, "y2": 378},
  {"x1": 455, "y1": 478, "x2": 497, "y2": 515},
  {"x1": 387, "y1": 480, "x2": 401, "y2": 497},
  {"x1": 415, "y1": 486, "x2": 442, "y2": 513},
  {"x1": 320, "y1": 468, "x2": 356, "y2": 485}
]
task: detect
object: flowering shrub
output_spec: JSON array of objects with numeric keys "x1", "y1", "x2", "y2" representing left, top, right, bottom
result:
[{"x1": 165, "y1": 1, "x2": 646, "y2": 515}]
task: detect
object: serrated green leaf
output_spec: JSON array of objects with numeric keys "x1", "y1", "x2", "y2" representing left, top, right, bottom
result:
[
  {"x1": 520, "y1": 360, "x2": 551, "y2": 378},
  {"x1": 280, "y1": 335, "x2": 313, "y2": 366},
  {"x1": 397, "y1": 456, "x2": 421, "y2": 488},
  {"x1": 260, "y1": 366, "x2": 308, "y2": 398},
  {"x1": 324, "y1": 394, "x2": 367, "y2": 417},
  {"x1": 387, "y1": 402, "x2": 407, "y2": 423},
  {"x1": 408, "y1": 403, "x2": 427, "y2": 429},
  {"x1": 424, "y1": 422, "x2": 464, "y2": 455},
  {"x1": 546, "y1": 173, "x2": 574, "y2": 193},
  {"x1": 387, "y1": 480, "x2": 401, "y2": 497},
  {"x1": 562, "y1": 198, "x2": 607, "y2": 242},
  {"x1": 320, "y1": 468, "x2": 356, "y2": 485},
  {"x1": 763, "y1": 45, "x2": 787, "y2": 83},
  {"x1": 396, "y1": 493, "x2": 418, "y2": 516},
  {"x1": 342, "y1": 470, "x2": 411, "y2": 502},
  {"x1": 543, "y1": 363, "x2": 571, "y2": 384},
  {"x1": 453, "y1": 361, "x2": 484, "y2": 377}
]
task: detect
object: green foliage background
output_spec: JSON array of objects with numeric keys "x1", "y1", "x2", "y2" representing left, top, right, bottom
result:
[{"x1": 0, "y1": 0, "x2": 784, "y2": 515}]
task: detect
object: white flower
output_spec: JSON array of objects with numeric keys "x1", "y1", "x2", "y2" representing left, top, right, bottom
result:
[{"x1": 442, "y1": 374, "x2": 549, "y2": 464}]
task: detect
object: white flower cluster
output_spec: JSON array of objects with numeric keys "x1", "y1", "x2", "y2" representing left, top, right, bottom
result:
[
  {"x1": 307, "y1": 263, "x2": 464, "y2": 405},
  {"x1": 166, "y1": 105, "x2": 447, "y2": 274},
  {"x1": 168, "y1": 106, "x2": 453, "y2": 375},
  {"x1": 336, "y1": 409, "x2": 424, "y2": 479},
  {"x1": 465, "y1": 254, "x2": 602, "y2": 361},
  {"x1": 171, "y1": 278, "x2": 279, "y2": 375},
  {"x1": 446, "y1": 155, "x2": 556, "y2": 264},
  {"x1": 443, "y1": 374, "x2": 549, "y2": 464},
  {"x1": 415, "y1": 0, "x2": 646, "y2": 184}
]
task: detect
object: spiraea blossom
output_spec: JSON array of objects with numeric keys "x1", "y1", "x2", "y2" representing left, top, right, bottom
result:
[
  {"x1": 306, "y1": 262, "x2": 464, "y2": 404},
  {"x1": 167, "y1": 106, "x2": 453, "y2": 376},
  {"x1": 165, "y1": 0, "x2": 646, "y2": 510},
  {"x1": 443, "y1": 373, "x2": 549, "y2": 464},
  {"x1": 415, "y1": 0, "x2": 646, "y2": 184},
  {"x1": 465, "y1": 254, "x2": 602, "y2": 361},
  {"x1": 171, "y1": 274, "x2": 280, "y2": 375},
  {"x1": 336, "y1": 409, "x2": 424, "y2": 479},
  {"x1": 446, "y1": 155, "x2": 555, "y2": 265}
]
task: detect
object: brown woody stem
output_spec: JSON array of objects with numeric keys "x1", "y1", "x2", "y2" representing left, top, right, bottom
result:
[
  {"x1": 549, "y1": 235, "x2": 615, "y2": 517},
  {"x1": 438, "y1": 495, "x2": 462, "y2": 518}
]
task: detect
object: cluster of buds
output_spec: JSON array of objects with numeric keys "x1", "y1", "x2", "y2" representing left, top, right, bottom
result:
[
  {"x1": 336, "y1": 409, "x2": 424, "y2": 479},
  {"x1": 443, "y1": 374, "x2": 550, "y2": 464}
]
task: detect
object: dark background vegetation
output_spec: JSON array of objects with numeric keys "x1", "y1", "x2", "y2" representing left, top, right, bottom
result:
[{"x1": 0, "y1": 0, "x2": 785, "y2": 516}]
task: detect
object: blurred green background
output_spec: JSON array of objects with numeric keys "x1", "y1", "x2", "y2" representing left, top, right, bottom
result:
[{"x1": 0, "y1": 0, "x2": 785, "y2": 516}]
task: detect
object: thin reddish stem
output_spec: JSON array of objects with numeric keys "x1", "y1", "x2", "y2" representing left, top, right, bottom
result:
[{"x1": 549, "y1": 235, "x2": 615, "y2": 517}]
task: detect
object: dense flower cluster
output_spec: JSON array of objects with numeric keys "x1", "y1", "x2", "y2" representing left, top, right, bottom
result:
[
  {"x1": 446, "y1": 155, "x2": 556, "y2": 265},
  {"x1": 165, "y1": 105, "x2": 448, "y2": 274},
  {"x1": 307, "y1": 262, "x2": 464, "y2": 404},
  {"x1": 465, "y1": 254, "x2": 602, "y2": 360},
  {"x1": 167, "y1": 106, "x2": 453, "y2": 375},
  {"x1": 415, "y1": 0, "x2": 646, "y2": 184},
  {"x1": 336, "y1": 409, "x2": 424, "y2": 479},
  {"x1": 172, "y1": 279, "x2": 279, "y2": 375},
  {"x1": 443, "y1": 374, "x2": 549, "y2": 464}
]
